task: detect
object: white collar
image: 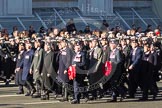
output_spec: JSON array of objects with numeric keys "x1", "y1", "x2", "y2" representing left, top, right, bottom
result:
[
  {"x1": 46, "y1": 50, "x2": 51, "y2": 54},
  {"x1": 112, "y1": 48, "x2": 117, "y2": 52},
  {"x1": 37, "y1": 47, "x2": 40, "y2": 50}
]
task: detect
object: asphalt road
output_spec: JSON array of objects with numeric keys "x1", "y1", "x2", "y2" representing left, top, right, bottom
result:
[{"x1": 0, "y1": 81, "x2": 162, "y2": 108}]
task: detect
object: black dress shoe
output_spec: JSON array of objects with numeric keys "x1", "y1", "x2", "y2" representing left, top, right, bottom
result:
[
  {"x1": 41, "y1": 96, "x2": 49, "y2": 100},
  {"x1": 59, "y1": 98, "x2": 68, "y2": 102},
  {"x1": 139, "y1": 97, "x2": 148, "y2": 101},
  {"x1": 109, "y1": 99, "x2": 117, "y2": 102},
  {"x1": 153, "y1": 93, "x2": 157, "y2": 100},
  {"x1": 32, "y1": 94, "x2": 41, "y2": 98},
  {"x1": 120, "y1": 97, "x2": 124, "y2": 102},
  {"x1": 41, "y1": 94, "x2": 49, "y2": 100},
  {"x1": 41, "y1": 97, "x2": 47, "y2": 100},
  {"x1": 53, "y1": 94, "x2": 58, "y2": 99},
  {"x1": 30, "y1": 89, "x2": 36, "y2": 96},
  {"x1": 120, "y1": 93, "x2": 126, "y2": 102},
  {"x1": 52, "y1": 92, "x2": 58, "y2": 99},
  {"x1": 16, "y1": 92, "x2": 24, "y2": 95},
  {"x1": 71, "y1": 100, "x2": 80, "y2": 104},
  {"x1": 25, "y1": 92, "x2": 31, "y2": 96},
  {"x1": 98, "y1": 94, "x2": 104, "y2": 99},
  {"x1": 89, "y1": 97, "x2": 97, "y2": 101},
  {"x1": 127, "y1": 95, "x2": 135, "y2": 99},
  {"x1": 83, "y1": 98, "x2": 89, "y2": 103},
  {"x1": 5, "y1": 81, "x2": 9, "y2": 86}
]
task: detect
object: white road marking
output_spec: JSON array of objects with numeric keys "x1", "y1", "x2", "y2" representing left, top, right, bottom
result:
[
  {"x1": 22, "y1": 101, "x2": 60, "y2": 105},
  {"x1": 0, "y1": 94, "x2": 24, "y2": 98},
  {"x1": 0, "y1": 87, "x2": 18, "y2": 90}
]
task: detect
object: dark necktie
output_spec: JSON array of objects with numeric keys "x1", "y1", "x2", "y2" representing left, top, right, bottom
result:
[{"x1": 90, "y1": 49, "x2": 94, "y2": 59}]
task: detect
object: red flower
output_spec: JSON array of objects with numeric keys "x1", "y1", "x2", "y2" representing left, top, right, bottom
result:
[
  {"x1": 155, "y1": 31, "x2": 160, "y2": 36},
  {"x1": 102, "y1": 61, "x2": 112, "y2": 76},
  {"x1": 68, "y1": 66, "x2": 76, "y2": 80}
]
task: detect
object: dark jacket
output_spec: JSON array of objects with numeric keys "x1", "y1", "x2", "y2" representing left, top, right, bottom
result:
[
  {"x1": 21, "y1": 49, "x2": 34, "y2": 81},
  {"x1": 129, "y1": 47, "x2": 143, "y2": 69},
  {"x1": 30, "y1": 48, "x2": 44, "y2": 80},
  {"x1": 42, "y1": 51, "x2": 57, "y2": 89},
  {"x1": 58, "y1": 47, "x2": 73, "y2": 83}
]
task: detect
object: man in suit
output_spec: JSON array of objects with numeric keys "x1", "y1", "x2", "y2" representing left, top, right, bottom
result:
[
  {"x1": 8, "y1": 38, "x2": 18, "y2": 82},
  {"x1": 120, "y1": 39, "x2": 131, "y2": 93},
  {"x1": 41, "y1": 42, "x2": 57, "y2": 100},
  {"x1": 57, "y1": 39, "x2": 73, "y2": 101},
  {"x1": 140, "y1": 43, "x2": 158, "y2": 100},
  {"x1": 0, "y1": 38, "x2": 13, "y2": 85},
  {"x1": 0, "y1": 38, "x2": 8, "y2": 79},
  {"x1": 101, "y1": 37, "x2": 110, "y2": 64},
  {"x1": 108, "y1": 39, "x2": 124, "y2": 102},
  {"x1": 15, "y1": 43, "x2": 25, "y2": 94},
  {"x1": 128, "y1": 39, "x2": 143, "y2": 98},
  {"x1": 88, "y1": 38, "x2": 103, "y2": 100},
  {"x1": 20, "y1": 43, "x2": 36, "y2": 96},
  {"x1": 30, "y1": 39, "x2": 44, "y2": 98},
  {"x1": 99, "y1": 37, "x2": 110, "y2": 97},
  {"x1": 70, "y1": 41, "x2": 86, "y2": 104},
  {"x1": 121, "y1": 39, "x2": 131, "y2": 70},
  {"x1": 140, "y1": 43, "x2": 154, "y2": 100},
  {"x1": 150, "y1": 44, "x2": 158, "y2": 100}
]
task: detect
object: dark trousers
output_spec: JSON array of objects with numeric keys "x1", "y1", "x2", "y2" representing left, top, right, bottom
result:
[
  {"x1": 73, "y1": 79, "x2": 80, "y2": 101},
  {"x1": 128, "y1": 70, "x2": 139, "y2": 97},
  {"x1": 35, "y1": 76, "x2": 43, "y2": 95},
  {"x1": 15, "y1": 71, "x2": 24, "y2": 92},
  {"x1": 73, "y1": 78, "x2": 89, "y2": 101},
  {"x1": 24, "y1": 75, "x2": 35, "y2": 92},
  {"x1": 62, "y1": 83, "x2": 68, "y2": 99},
  {"x1": 4, "y1": 59, "x2": 11, "y2": 80}
]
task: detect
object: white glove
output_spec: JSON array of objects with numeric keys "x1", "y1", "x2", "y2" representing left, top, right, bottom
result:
[
  {"x1": 13, "y1": 58, "x2": 16, "y2": 62},
  {"x1": 5, "y1": 55, "x2": 8, "y2": 59}
]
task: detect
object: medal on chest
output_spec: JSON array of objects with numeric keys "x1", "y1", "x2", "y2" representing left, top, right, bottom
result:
[
  {"x1": 74, "y1": 54, "x2": 81, "y2": 62},
  {"x1": 25, "y1": 55, "x2": 29, "y2": 59},
  {"x1": 110, "y1": 52, "x2": 115, "y2": 58}
]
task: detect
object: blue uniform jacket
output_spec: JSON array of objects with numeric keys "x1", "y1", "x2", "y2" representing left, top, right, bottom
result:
[{"x1": 20, "y1": 49, "x2": 34, "y2": 81}]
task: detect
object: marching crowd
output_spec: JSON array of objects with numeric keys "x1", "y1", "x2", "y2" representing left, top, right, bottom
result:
[{"x1": 0, "y1": 19, "x2": 162, "y2": 104}]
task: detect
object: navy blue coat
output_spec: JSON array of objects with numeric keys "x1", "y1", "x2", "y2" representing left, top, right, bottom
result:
[
  {"x1": 20, "y1": 49, "x2": 34, "y2": 81},
  {"x1": 16, "y1": 51, "x2": 25, "y2": 68},
  {"x1": 129, "y1": 47, "x2": 143, "y2": 83},
  {"x1": 72, "y1": 51, "x2": 85, "y2": 67},
  {"x1": 72, "y1": 51, "x2": 86, "y2": 82},
  {"x1": 109, "y1": 48, "x2": 122, "y2": 64},
  {"x1": 129, "y1": 47, "x2": 143, "y2": 70},
  {"x1": 15, "y1": 51, "x2": 25, "y2": 85},
  {"x1": 58, "y1": 47, "x2": 73, "y2": 83},
  {"x1": 109, "y1": 48, "x2": 122, "y2": 82}
]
